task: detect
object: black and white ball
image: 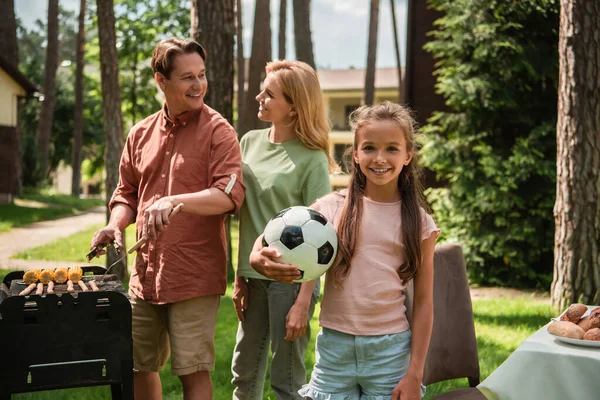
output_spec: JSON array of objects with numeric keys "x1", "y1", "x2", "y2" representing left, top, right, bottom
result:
[{"x1": 262, "y1": 206, "x2": 338, "y2": 282}]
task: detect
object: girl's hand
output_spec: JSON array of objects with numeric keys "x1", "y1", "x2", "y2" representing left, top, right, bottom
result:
[
  {"x1": 232, "y1": 276, "x2": 249, "y2": 322},
  {"x1": 284, "y1": 301, "x2": 309, "y2": 341},
  {"x1": 391, "y1": 371, "x2": 422, "y2": 400},
  {"x1": 249, "y1": 246, "x2": 301, "y2": 283}
]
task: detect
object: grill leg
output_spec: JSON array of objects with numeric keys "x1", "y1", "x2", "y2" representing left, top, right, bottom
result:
[{"x1": 111, "y1": 383, "x2": 123, "y2": 400}]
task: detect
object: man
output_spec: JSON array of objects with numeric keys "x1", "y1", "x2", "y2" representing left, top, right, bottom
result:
[{"x1": 90, "y1": 38, "x2": 245, "y2": 400}]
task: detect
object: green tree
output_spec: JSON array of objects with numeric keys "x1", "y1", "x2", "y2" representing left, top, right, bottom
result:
[{"x1": 420, "y1": 0, "x2": 560, "y2": 288}]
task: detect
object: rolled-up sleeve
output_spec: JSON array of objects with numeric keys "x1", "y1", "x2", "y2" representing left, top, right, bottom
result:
[
  {"x1": 209, "y1": 125, "x2": 246, "y2": 214},
  {"x1": 109, "y1": 130, "x2": 139, "y2": 214}
]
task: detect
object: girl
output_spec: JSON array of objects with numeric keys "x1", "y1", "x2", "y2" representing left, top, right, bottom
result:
[
  {"x1": 253, "y1": 101, "x2": 439, "y2": 400},
  {"x1": 231, "y1": 60, "x2": 336, "y2": 400}
]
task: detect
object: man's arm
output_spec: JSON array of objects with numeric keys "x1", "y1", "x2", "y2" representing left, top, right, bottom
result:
[{"x1": 90, "y1": 203, "x2": 136, "y2": 251}]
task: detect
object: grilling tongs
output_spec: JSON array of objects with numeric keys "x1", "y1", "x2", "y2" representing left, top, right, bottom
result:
[{"x1": 89, "y1": 203, "x2": 185, "y2": 276}]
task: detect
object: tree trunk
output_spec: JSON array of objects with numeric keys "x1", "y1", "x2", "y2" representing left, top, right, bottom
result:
[
  {"x1": 191, "y1": 0, "x2": 236, "y2": 280},
  {"x1": 236, "y1": 0, "x2": 245, "y2": 134},
  {"x1": 279, "y1": 0, "x2": 287, "y2": 60},
  {"x1": 240, "y1": 0, "x2": 271, "y2": 138},
  {"x1": 191, "y1": 0, "x2": 235, "y2": 124},
  {"x1": 0, "y1": 0, "x2": 18, "y2": 66},
  {"x1": 363, "y1": 0, "x2": 380, "y2": 106},
  {"x1": 71, "y1": 0, "x2": 86, "y2": 197},
  {"x1": 35, "y1": 0, "x2": 60, "y2": 181},
  {"x1": 390, "y1": 0, "x2": 403, "y2": 104},
  {"x1": 97, "y1": 0, "x2": 126, "y2": 280},
  {"x1": 292, "y1": 0, "x2": 315, "y2": 69},
  {"x1": 551, "y1": 0, "x2": 600, "y2": 310},
  {"x1": 0, "y1": 0, "x2": 22, "y2": 198}
]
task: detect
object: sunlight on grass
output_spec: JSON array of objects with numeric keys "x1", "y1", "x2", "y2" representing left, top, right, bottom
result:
[
  {"x1": 12, "y1": 225, "x2": 137, "y2": 265},
  {"x1": 0, "y1": 190, "x2": 104, "y2": 233}
]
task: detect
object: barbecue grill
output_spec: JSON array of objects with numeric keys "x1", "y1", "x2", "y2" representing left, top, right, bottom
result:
[{"x1": 0, "y1": 266, "x2": 133, "y2": 399}]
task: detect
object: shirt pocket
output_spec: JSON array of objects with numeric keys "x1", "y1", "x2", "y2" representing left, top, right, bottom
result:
[{"x1": 172, "y1": 154, "x2": 207, "y2": 191}]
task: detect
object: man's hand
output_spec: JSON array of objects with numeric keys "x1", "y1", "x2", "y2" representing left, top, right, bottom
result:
[
  {"x1": 391, "y1": 370, "x2": 422, "y2": 400},
  {"x1": 143, "y1": 198, "x2": 175, "y2": 241},
  {"x1": 232, "y1": 276, "x2": 249, "y2": 322},
  {"x1": 249, "y1": 246, "x2": 301, "y2": 283},
  {"x1": 285, "y1": 301, "x2": 309, "y2": 341},
  {"x1": 90, "y1": 225, "x2": 122, "y2": 257}
]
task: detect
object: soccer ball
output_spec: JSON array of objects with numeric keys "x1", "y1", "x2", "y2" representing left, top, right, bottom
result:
[{"x1": 262, "y1": 206, "x2": 338, "y2": 282}]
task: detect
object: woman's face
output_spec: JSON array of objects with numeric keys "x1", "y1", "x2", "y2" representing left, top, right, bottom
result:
[{"x1": 255, "y1": 72, "x2": 295, "y2": 125}]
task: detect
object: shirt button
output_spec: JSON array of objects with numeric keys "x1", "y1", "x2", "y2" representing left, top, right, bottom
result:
[
  {"x1": 166, "y1": 151, "x2": 170, "y2": 156},
  {"x1": 169, "y1": 134, "x2": 173, "y2": 138},
  {"x1": 161, "y1": 173, "x2": 166, "y2": 178},
  {"x1": 182, "y1": 122, "x2": 187, "y2": 126}
]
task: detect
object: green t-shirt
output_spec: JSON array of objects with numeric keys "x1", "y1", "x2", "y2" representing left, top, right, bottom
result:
[{"x1": 237, "y1": 128, "x2": 332, "y2": 279}]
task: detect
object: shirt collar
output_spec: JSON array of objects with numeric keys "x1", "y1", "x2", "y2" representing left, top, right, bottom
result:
[{"x1": 161, "y1": 103, "x2": 203, "y2": 128}]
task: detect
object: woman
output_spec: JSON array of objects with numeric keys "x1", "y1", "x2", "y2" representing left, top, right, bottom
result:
[{"x1": 231, "y1": 60, "x2": 335, "y2": 400}]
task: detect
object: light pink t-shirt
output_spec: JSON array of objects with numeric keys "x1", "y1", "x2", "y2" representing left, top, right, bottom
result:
[{"x1": 313, "y1": 192, "x2": 440, "y2": 336}]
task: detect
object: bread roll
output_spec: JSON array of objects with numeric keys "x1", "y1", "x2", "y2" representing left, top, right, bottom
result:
[
  {"x1": 560, "y1": 303, "x2": 588, "y2": 323},
  {"x1": 548, "y1": 321, "x2": 585, "y2": 340},
  {"x1": 583, "y1": 328, "x2": 600, "y2": 341}
]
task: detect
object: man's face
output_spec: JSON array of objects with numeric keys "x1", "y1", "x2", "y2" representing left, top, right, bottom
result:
[{"x1": 155, "y1": 52, "x2": 207, "y2": 118}]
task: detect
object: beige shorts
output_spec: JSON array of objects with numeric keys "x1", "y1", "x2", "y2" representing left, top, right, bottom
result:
[{"x1": 129, "y1": 290, "x2": 221, "y2": 376}]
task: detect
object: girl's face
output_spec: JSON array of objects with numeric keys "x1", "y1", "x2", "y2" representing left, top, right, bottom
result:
[
  {"x1": 353, "y1": 120, "x2": 413, "y2": 194},
  {"x1": 255, "y1": 72, "x2": 296, "y2": 125}
]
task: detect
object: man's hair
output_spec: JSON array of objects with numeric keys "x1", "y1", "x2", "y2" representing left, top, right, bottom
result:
[{"x1": 151, "y1": 38, "x2": 206, "y2": 78}]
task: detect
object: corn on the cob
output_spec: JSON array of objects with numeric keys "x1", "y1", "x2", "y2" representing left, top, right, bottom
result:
[
  {"x1": 67, "y1": 266, "x2": 83, "y2": 283},
  {"x1": 23, "y1": 269, "x2": 40, "y2": 284},
  {"x1": 39, "y1": 269, "x2": 53, "y2": 284},
  {"x1": 53, "y1": 267, "x2": 68, "y2": 283}
]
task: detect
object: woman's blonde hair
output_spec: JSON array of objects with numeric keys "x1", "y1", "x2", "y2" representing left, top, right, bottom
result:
[
  {"x1": 329, "y1": 101, "x2": 426, "y2": 287},
  {"x1": 265, "y1": 60, "x2": 336, "y2": 171}
]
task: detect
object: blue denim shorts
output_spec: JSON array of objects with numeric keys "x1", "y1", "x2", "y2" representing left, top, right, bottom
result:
[{"x1": 299, "y1": 328, "x2": 426, "y2": 400}]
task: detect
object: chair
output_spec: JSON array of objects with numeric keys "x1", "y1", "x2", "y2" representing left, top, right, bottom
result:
[{"x1": 405, "y1": 242, "x2": 485, "y2": 399}]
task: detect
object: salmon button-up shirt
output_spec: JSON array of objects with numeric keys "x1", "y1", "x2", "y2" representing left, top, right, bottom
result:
[{"x1": 110, "y1": 104, "x2": 245, "y2": 304}]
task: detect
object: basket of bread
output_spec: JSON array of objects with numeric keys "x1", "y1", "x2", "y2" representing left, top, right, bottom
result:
[{"x1": 547, "y1": 304, "x2": 600, "y2": 347}]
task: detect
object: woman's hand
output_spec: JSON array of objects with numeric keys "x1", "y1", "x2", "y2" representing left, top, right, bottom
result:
[
  {"x1": 285, "y1": 300, "x2": 309, "y2": 341},
  {"x1": 249, "y1": 246, "x2": 301, "y2": 283},
  {"x1": 232, "y1": 276, "x2": 249, "y2": 322},
  {"x1": 391, "y1": 370, "x2": 422, "y2": 400}
]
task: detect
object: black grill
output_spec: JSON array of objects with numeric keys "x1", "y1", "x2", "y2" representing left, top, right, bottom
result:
[{"x1": 0, "y1": 266, "x2": 133, "y2": 399}]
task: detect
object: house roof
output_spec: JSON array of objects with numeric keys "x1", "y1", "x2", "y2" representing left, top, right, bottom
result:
[
  {"x1": 0, "y1": 56, "x2": 38, "y2": 96},
  {"x1": 317, "y1": 67, "x2": 403, "y2": 91}
]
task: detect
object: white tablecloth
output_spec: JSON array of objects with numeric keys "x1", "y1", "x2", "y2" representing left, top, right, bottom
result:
[{"x1": 477, "y1": 322, "x2": 600, "y2": 400}]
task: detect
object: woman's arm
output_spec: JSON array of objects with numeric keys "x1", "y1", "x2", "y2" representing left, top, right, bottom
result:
[
  {"x1": 285, "y1": 280, "x2": 317, "y2": 341},
  {"x1": 249, "y1": 235, "x2": 302, "y2": 282}
]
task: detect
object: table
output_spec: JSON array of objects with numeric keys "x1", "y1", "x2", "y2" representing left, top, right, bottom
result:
[{"x1": 477, "y1": 320, "x2": 600, "y2": 400}]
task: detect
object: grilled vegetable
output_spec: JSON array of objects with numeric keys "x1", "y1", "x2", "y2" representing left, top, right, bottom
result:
[
  {"x1": 39, "y1": 269, "x2": 53, "y2": 284},
  {"x1": 53, "y1": 267, "x2": 68, "y2": 283},
  {"x1": 23, "y1": 269, "x2": 40, "y2": 284},
  {"x1": 67, "y1": 266, "x2": 83, "y2": 283}
]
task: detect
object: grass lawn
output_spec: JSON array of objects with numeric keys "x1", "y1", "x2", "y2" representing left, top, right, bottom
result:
[
  {"x1": 0, "y1": 189, "x2": 104, "y2": 233},
  {"x1": 1, "y1": 264, "x2": 552, "y2": 399},
  {"x1": 2, "y1": 217, "x2": 554, "y2": 399}
]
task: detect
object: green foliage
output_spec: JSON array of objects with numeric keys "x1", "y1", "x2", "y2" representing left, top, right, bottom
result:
[{"x1": 420, "y1": 0, "x2": 559, "y2": 288}]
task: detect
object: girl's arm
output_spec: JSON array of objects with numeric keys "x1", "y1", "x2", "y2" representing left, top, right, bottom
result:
[
  {"x1": 392, "y1": 233, "x2": 437, "y2": 399},
  {"x1": 249, "y1": 234, "x2": 302, "y2": 282}
]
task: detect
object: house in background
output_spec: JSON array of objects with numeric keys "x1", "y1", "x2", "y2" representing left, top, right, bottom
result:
[
  {"x1": 0, "y1": 56, "x2": 37, "y2": 204},
  {"x1": 318, "y1": 67, "x2": 402, "y2": 189}
]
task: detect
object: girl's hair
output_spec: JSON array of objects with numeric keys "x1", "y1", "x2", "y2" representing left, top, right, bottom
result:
[
  {"x1": 265, "y1": 60, "x2": 337, "y2": 171},
  {"x1": 329, "y1": 101, "x2": 426, "y2": 287}
]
